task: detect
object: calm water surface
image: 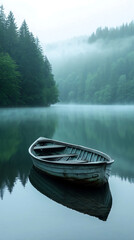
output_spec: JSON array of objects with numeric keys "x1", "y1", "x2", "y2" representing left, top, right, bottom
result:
[{"x1": 0, "y1": 105, "x2": 134, "y2": 240}]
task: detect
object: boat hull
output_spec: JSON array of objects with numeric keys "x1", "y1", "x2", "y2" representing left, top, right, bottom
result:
[
  {"x1": 29, "y1": 137, "x2": 114, "y2": 186},
  {"x1": 31, "y1": 156, "x2": 112, "y2": 186}
]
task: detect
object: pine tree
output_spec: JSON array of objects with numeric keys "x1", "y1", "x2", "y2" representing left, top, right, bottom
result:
[
  {"x1": 0, "y1": 7, "x2": 58, "y2": 106},
  {"x1": 6, "y1": 11, "x2": 18, "y2": 59},
  {"x1": 0, "y1": 5, "x2": 6, "y2": 52}
]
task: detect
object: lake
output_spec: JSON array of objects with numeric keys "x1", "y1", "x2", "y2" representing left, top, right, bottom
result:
[{"x1": 0, "y1": 104, "x2": 134, "y2": 240}]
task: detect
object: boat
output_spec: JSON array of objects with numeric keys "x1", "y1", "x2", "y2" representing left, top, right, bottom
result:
[
  {"x1": 28, "y1": 137, "x2": 114, "y2": 186},
  {"x1": 29, "y1": 167, "x2": 112, "y2": 221}
]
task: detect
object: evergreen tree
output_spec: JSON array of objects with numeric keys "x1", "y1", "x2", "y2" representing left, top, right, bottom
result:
[
  {"x1": 18, "y1": 20, "x2": 58, "y2": 106},
  {"x1": 6, "y1": 11, "x2": 18, "y2": 59},
  {"x1": 0, "y1": 53, "x2": 20, "y2": 106},
  {"x1": 0, "y1": 6, "x2": 58, "y2": 107},
  {"x1": 0, "y1": 5, "x2": 6, "y2": 52}
]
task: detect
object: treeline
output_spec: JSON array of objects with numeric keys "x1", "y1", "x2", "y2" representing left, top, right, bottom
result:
[
  {"x1": 53, "y1": 21, "x2": 134, "y2": 104},
  {"x1": 89, "y1": 22, "x2": 134, "y2": 43},
  {"x1": 0, "y1": 5, "x2": 58, "y2": 107}
]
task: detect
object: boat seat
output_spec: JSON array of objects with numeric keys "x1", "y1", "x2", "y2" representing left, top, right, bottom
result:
[
  {"x1": 66, "y1": 159, "x2": 86, "y2": 163},
  {"x1": 38, "y1": 153, "x2": 78, "y2": 160},
  {"x1": 34, "y1": 145, "x2": 66, "y2": 150}
]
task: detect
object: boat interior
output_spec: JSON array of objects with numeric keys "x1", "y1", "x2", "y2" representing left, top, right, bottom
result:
[{"x1": 32, "y1": 139, "x2": 107, "y2": 163}]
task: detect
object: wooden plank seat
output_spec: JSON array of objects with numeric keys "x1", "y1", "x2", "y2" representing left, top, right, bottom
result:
[
  {"x1": 34, "y1": 145, "x2": 66, "y2": 150},
  {"x1": 55, "y1": 159, "x2": 87, "y2": 164},
  {"x1": 66, "y1": 159, "x2": 87, "y2": 163},
  {"x1": 38, "y1": 153, "x2": 78, "y2": 160}
]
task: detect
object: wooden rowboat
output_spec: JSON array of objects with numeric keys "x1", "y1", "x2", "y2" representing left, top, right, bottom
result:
[
  {"x1": 28, "y1": 137, "x2": 114, "y2": 186},
  {"x1": 29, "y1": 167, "x2": 112, "y2": 221}
]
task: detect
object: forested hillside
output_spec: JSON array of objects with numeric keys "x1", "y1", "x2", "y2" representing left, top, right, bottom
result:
[
  {"x1": 47, "y1": 22, "x2": 134, "y2": 104},
  {"x1": 0, "y1": 6, "x2": 58, "y2": 107}
]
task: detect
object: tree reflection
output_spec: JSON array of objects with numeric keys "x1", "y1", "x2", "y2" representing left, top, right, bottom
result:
[{"x1": 0, "y1": 108, "x2": 57, "y2": 199}]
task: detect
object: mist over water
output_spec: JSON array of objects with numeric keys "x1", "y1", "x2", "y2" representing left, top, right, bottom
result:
[{"x1": 0, "y1": 105, "x2": 134, "y2": 240}]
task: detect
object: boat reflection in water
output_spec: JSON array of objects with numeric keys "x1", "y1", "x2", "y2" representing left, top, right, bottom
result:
[{"x1": 29, "y1": 167, "x2": 112, "y2": 221}]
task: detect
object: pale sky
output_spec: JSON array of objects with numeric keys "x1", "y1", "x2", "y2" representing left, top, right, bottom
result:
[{"x1": 2, "y1": 0, "x2": 134, "y2": 44}]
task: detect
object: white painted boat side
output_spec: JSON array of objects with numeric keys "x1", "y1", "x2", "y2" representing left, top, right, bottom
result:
[{"x1": 32, "y1": 157, "x2": 112, "y2": 184}]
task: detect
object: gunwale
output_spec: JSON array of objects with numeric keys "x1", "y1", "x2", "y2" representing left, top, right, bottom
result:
[{"x1": 29, "y1": 137, "x2": 114, "y2": 166}]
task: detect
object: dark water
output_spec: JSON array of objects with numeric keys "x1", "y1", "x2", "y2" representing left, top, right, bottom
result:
[{"x1": 0, "y1": 105, "x2": 134, "y2": 240}]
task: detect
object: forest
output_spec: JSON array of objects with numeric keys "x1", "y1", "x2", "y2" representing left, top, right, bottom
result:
[
  {"x1": 1, "y1": 3, "x2": 134, "y2": 106},
  {"x1": 0, "y1": 5, "x2": 58, "y2": 107},
  {"x1": 49, "y1": 22, "x2": 134, "y2": 104}
]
